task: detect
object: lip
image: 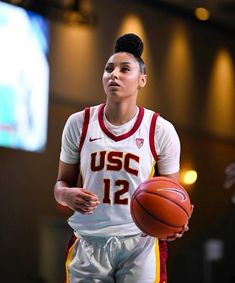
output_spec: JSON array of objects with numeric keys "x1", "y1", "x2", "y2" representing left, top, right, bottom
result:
[{"x1": 109, "y1": 81, "x2": 120, "y2": 87}]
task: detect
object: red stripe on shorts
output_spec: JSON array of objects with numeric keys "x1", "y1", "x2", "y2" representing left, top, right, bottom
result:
[{"x1": 159, "y1": 240, "x2": 168, "y2": 283}]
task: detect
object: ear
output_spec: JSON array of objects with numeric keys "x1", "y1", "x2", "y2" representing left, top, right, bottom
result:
[{"x1": 139, "y1": 74, "x2": 147, "y2": 88}]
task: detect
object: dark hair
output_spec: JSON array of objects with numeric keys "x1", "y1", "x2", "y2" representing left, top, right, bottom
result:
[{"x1": 114, "y1": 33, "x2": 146, "y2": 74}]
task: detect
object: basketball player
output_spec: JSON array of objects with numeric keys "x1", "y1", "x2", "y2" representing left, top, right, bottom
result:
[{"x1": 54, "y1": 33, "x2": 189, "y2": 283}]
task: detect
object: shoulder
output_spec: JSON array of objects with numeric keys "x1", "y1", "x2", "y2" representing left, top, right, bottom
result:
[
  {"x1": 143, "y1": 108, "x2": 177, "y2": 135},
  {"x1": 154, "y1": 115, "x2": 180, "y2": 151},
  {"x1": 61, "y1": 112, "x2": 82, "y2": 139},
  {"x1": 64, "y1": 104, "x2": 100, "y2": 129},
  {"x1": 152, "y1": 113, "x2": 180, "y2": 150},
  {"x1": 66, "y1": 111, "x2": 84, "y2": 126},
  {"x1": 64, "y1": 105, "x2": 102, "y2": 139},
  {"x1": 156, "y1": 115, "x2": 177, "y2": 134}
]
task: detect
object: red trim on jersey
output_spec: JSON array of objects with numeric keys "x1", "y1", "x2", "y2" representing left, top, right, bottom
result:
[
  {"x1": 159, "y1": 240, "x2": 168, "y2": 283},
  {"x1": 149, "y1": 112, "x2": 168, "y2": 282},
  {"x1": 78, "y1": 107, "x2": 90, "y2": 152},
  {"x1": 149, "y1": 112, "x2": 159, "y2": 160},
  {"x1": 98, "y1": 103, "x2": 145, "y2": 142}
]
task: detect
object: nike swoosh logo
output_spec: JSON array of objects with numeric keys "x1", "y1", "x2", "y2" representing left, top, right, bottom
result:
[
  {"x1": 157, "y1": 188, "x2": 186, "y2": 202},
  {"x1": 89, "y1": 137, "x2": 102, "y2": 142}
]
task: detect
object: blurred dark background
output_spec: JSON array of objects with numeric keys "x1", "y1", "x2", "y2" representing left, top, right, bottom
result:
[{"x1": 0, "y1": 0, "x2": 235, "y2": 282}]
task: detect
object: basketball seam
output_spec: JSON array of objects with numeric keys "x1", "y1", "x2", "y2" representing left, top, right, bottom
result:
[
  {"x1": 135, "y1": 190, "x2": 190, "y2": 218},
  {"x1": 142, "y1": 177, "x2": 185, "y2": 191},
  {"x1": 131, "y1": 195, "x2": 158, "y2": 237},
  {"x1": 134, "y1": 195, "x2": 185, "y2": 228}
]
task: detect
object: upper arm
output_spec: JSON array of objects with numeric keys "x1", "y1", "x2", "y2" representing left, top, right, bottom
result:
[
  {"x1": 155, "y1": 117, "x2": 181, "y2": 176},
  {"x1": 57, "y1": 160, "x2": 80, "y2": 187},
  {"x1": 57, "y1": 112, "x2": 84, "y2": 186},
  {"x1": 60, "y1": 112, "x2": 83, "y2": 164}
]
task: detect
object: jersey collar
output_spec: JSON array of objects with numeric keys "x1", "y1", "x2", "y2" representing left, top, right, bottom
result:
[{"x1": 98, "y1": 103, "x2": 144, "y2": 142}]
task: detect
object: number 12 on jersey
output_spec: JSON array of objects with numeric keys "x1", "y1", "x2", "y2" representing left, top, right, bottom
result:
[{"x1": 103, "y1": 178, "x2": 129, "y2": 205}]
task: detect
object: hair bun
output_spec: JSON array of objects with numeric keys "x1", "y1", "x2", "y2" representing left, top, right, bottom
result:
[{"x1": 114, "y1": 33, "x2": 143, "y2": 57}]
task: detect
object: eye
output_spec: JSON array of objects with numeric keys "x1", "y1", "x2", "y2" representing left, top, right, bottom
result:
[
  {"x1": 121, "y1": 66, "x2": 130, "y2": 72},
  {"x1": 105, "y1": 65, "x2": 113, "y2": 73}
]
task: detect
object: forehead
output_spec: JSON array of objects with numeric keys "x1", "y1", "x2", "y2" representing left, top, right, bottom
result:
[{"x1": 106, "y1": 52, "x2": 138, "y2": 65}]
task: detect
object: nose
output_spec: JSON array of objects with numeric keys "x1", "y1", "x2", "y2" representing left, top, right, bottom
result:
[{"x1": 110, "y1": 69, "x2": 118, "y2": 80}]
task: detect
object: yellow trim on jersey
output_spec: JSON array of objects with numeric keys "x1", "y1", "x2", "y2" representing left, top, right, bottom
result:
[
  {"x1": 154, "y1": 238, "x2": 160, "y2": 283},
  {"x1": 65, "y1": 238, "x2": 79, "y2": 283},
  {"x1": 149, "y1": 160, "x2": 156, "y2": 178}
]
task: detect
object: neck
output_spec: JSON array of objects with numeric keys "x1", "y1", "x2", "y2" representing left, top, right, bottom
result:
[{"x1": 104, "y1": 100, "x2": 138, "y2": 126}]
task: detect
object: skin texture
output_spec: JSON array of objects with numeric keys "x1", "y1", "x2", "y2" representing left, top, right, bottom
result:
[{"x1": 54, "y1": 51, "x2": 191, "y2": 239}]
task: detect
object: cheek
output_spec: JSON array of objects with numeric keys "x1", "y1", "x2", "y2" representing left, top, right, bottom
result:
[
  {"x1": 102, "y1": 74, "x2": 107, "y2": 84},
  {"x1": 102, "y1": 75, "x2": 109, "y2": 90},
  {"x1": 128, "y1": 76, "x2": 140, "y2": 89}
]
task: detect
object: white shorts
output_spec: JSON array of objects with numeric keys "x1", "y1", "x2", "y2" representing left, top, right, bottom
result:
[{"x1": 65, "y1": 234, "x2": 164, "y2": 283}]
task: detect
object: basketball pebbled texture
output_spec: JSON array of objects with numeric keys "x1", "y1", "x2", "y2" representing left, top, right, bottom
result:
[{"x1": 130, "y1": 176, "x2": 192, "y2": 238}]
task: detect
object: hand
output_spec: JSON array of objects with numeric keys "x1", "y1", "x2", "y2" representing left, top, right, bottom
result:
[
  {"x1": 63, "y1": 187, "x2": 100, "y2": 215},
  {"x1": 161, "y1": 224, "x2": 189, "y2": 242},
  {"x1": 161, "y1": 204, "x2": 194, "y2": 241}
]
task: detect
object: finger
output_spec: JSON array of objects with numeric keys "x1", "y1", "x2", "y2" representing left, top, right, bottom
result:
[
  {"x1": 190, "y1": 204, "x2": 194, "y2": 216},
  {"x1": 85, "y1": 190, "x2": 100, "y2": 197},
  {"x1": 83, "y1": 200, "x2": 100, "y2": 207},
  {"x1": 80, "y1": 192, "x2": 100, "y2": 202},
  {"x1": 167, "y1": 233, "x2": 182, "y2": 241},
  {"x1": 160, "y1": 236, "x2": 176, "y2": 242},
  {"x1": 76, "y1": 204, "x2": 97, "y2": 214},
  {"x1": 160, "y1": 234, "x2": 176, "y2": 241},
  {"x1": 80, "y1": 188, "x2": 99, "y2": 198},
  {"x1": 183, "y1": 224, "x2": 189, "y2": 232}
]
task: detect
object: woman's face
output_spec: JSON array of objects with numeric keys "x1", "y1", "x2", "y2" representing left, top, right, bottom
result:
[{"x1": 102, "y1": 52, "x2": 146, "y2": 101}]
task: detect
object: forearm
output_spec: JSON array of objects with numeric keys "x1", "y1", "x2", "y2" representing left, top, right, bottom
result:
[
  {"x1": 54, "y1": 180, "x2": 70, "y2": 206},
  {"x1": 161, "y1": 171, "x2": 179, "y2": 182},
  {"x1": 54, "y1": 161, "x2": 80, "y2": 206},
  {"x1": 54, "y1": 178, "x2": 100, "y2": 214}
]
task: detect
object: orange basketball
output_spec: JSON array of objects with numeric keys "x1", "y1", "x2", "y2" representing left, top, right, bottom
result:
[{"x1": 130, "y1": 176, "x2": 192, "y2": 239}]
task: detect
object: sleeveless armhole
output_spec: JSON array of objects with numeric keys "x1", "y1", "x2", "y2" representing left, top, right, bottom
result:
[
  {"x1": 149, "y1": 112, "x2": 158, "y2": 161},
  {"x1": 150, "y1": 113, "x2": 168, "y2": 283},
  {"x1": 78, "y1": 107, "x2": 90, "y2": 152}
]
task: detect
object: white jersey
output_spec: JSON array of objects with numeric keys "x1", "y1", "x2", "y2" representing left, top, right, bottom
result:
[{"x1": 60, "y1": 104, "x2": 180, "y2": 237}]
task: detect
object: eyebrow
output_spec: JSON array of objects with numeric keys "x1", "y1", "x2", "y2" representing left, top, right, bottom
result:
[
  {"x1": 120, "y1": 61, "x2": 132, "y2": 65},
  {"x1": 106, "y1": 61, "x2": 133, "y2": 66}
]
